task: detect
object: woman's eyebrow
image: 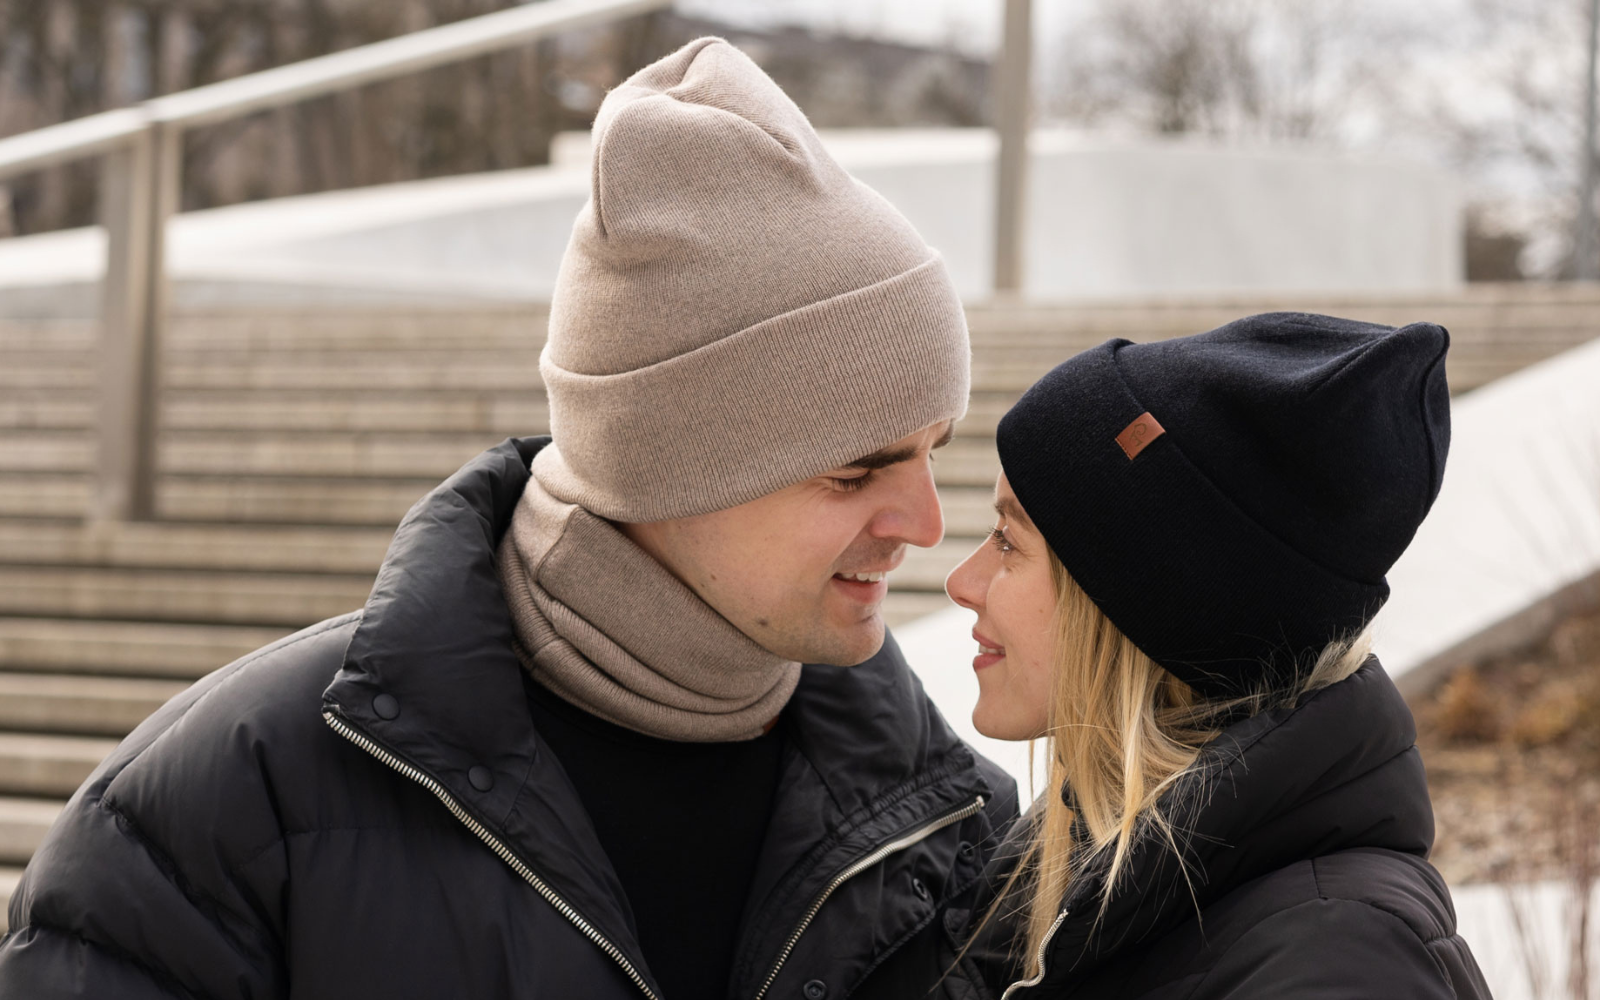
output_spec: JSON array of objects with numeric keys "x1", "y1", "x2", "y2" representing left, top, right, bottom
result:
[{"x1": 993, "y1": 496, "x2": 1034, "y2": 530}]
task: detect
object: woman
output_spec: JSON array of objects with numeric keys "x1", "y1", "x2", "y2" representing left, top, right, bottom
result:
[{"x1": 943, "y1": 313, "x2": 1489, "y2": 999}]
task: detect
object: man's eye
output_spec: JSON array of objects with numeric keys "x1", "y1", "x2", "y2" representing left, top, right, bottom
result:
[{"x1": 830, "y1": 471, "x2": 875, "y2": 493}]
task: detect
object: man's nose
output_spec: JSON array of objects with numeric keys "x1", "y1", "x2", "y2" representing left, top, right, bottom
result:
[{"x1": 876, "y1": 461, "x2": 944, "y2": 549}]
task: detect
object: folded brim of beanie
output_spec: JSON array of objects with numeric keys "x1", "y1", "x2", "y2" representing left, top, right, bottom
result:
[
  {"x1": 998, "y1": 341, "x2": 1389, "y2": 696},
  {"x1": 535, "y1": 257, "x2": 971, "y2": 523}
]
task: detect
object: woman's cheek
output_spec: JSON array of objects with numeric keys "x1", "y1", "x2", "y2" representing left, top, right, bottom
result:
[
  {"x1": 1015, "y1": 645, "x2": 1054, "y2": 736},
  {"x1": 974, "y1": 664, "x2": 1041, "y2": 741}
]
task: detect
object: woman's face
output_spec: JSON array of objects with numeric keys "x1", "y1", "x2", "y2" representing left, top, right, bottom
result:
[{"x1": 945, "y1": 473, "x2": 1059, "y2": 741}]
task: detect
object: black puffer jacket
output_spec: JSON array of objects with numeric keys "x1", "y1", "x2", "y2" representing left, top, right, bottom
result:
[
  {"x1": 0, "y1": 438, "x2": 1017, "y2": 1000},
  {"x1": 941, "y1": 660, "x2": 1490, "y2": 1000}
]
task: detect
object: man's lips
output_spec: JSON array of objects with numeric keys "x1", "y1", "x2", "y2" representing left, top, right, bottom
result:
[
  {"x1": 829, "y1": 564, "x2": 896, "y2": 606},
  {"x1": 831, "y1": 550, "x2": 905, "y2": 586},
  {"x1": 830, "y1": 549, "x2": 906, "y2": 605},
  {"x1": 832, "y1": 569, "x2": 890, "y2": 584},
  {"x1": 972, "y1": 629, "x2": 1005, "y2": 670}
]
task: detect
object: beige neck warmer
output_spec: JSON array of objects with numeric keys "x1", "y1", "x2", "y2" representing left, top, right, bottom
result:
[{"x1": 497, "y1": 475, "x2": 802, "y2": 743}]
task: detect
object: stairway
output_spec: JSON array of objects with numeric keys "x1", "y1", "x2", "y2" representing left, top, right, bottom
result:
[{"x1": 2, "y1": 283, "x2": 1598, "y2": 926}]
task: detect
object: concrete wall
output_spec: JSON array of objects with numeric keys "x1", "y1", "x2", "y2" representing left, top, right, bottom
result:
[
  {"x1": 0, "y1": 129, "x2": 1463, "y2": 305},
  {"x1": 827, "y1": 130, "x2": 1463, "y2": 299},
  {"x1": 1379, "y1": 333, "x2": 1600, "y2": 695}
]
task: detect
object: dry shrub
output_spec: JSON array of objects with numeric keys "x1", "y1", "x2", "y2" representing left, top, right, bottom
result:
[
  {"x1": 1431, "y1": 668, "x2": 1503, "y2": 743},
  {"x1": 1552, "y1": 613, "x2": 1600, "y2": 669},
  {"x1": 1510, "y1": 682, "x2": 1584, "y2": 747}
]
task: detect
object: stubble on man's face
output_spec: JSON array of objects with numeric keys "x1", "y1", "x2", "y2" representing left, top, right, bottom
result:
[{"x1": 620, "y1": 421, "x2": 953, "y2": 666}]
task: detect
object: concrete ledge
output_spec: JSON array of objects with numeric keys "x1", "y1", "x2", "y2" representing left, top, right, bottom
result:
[
  {"x1": 0, "y1": 567, "x2": 370, "y2": 626},
  {"x1": 0, "y1": 618, "x2": 289, "y2": 679},
  {"x1": 163, "y1": 359, "x2": 544, "y2": 392},
  {"x1": 0, "y1": 673, "x2": 193, "y2": 737},
  {"x1": 0, "y1": 731, "x2": 116, "y2": 798},
  {"x1": 0, "y1": 520, "x2": 393, "y2": 574},
  {"x1": 160, "y1": 395, "x2": 550, "y2": 435},
  {"x1": 0, "y1": 476, "x2": 90, "y2": 519},
  {"x1": 1374, "y1": 335, "x2": 1600, "y2": 681},
  {"x1": 157, "y1": 476, "x2": 429, "y2": 524},
  {"x1": 0, "y1": 433, "x2": 89, "y2": 473},
  {"x1": 0, "y1": 796, "x2": 63, "y2": 865},
  {"x1": 1395, "y1": 568, "x2": 1600, "y2": 700},
  {"x1": 0, "y1": 366, "x2": 90, "y2": 390},
  {"x1": 0, "y1": 396, "x2": 91, "y2": 431},
  {"x1": 0, "y1": 865, "x2": 22, "y2": 934}
]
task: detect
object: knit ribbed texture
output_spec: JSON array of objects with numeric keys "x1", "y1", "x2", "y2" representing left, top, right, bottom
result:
[
  {"x1": 997, "y1": 313, "x2": 1451, "y2": 696},
  {"x1": 535, "y1": 37, "x2": 970, "y2": 521},
  {"x1": 498, "y1": 473, "x2": 802, "y2": 742}
]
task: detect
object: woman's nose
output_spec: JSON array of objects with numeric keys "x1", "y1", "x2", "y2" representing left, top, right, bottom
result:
[{"x1": 945, "y1": 542, "x2": 990, "y2": 612}]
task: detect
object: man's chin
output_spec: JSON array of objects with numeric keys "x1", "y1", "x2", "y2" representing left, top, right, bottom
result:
[{"x1": 805, "y1": 613, "x2": 886, "y2": 667}]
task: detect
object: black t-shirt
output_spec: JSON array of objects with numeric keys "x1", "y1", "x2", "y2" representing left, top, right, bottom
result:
[{"x1": 524, "y1": 675, "x2": 786, "y2": 1000}]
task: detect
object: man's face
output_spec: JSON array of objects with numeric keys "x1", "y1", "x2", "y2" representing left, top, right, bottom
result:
[{"x1": 619, "y1": 421, "x2": 953, "y2": 665}]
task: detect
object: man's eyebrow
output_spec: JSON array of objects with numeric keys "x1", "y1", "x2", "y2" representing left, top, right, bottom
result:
[{"x1": 844, "y1": 424, "x2": 956, "y2": 471}]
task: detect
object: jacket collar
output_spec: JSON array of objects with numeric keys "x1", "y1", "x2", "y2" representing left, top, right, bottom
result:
[
  {"x1": 323, "y1": 438, "x2": 996, "y2": 997},
  {"x1": 323, "y1": 437, "x2": 652, "y2": 989}
]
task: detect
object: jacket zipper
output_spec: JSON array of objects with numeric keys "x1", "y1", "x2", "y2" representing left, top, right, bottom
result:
[
  {"x1": 1000, "y1": 907, "x2": 1070, "y2": 1000},
  {"x1": 751, "y1": 793, "x2": 988, "y2": 1000},
  {"x1": 322, "y1": 708, "x2": 659, "y2": 1000}
]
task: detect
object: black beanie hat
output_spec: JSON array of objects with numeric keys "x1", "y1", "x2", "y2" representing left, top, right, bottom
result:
[{"x1": 996, "y1": 312, "x2": 1451, "y2": 696}]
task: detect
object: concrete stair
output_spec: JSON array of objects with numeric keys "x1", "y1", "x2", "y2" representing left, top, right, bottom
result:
[
  {"x1": 0, "y1": 285, "x2": 1597, "y2": 922},
  {"x1": 0, "y1": 799, "x2": 59, "y2": 865},
  {"x1": 0, "y1": 864, "x2": 25, "y2": 933}
]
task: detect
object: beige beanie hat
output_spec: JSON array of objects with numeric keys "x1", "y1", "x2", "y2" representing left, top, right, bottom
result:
[{"x1": 533, "y1": 37, "x2": 972, "y2": 522}]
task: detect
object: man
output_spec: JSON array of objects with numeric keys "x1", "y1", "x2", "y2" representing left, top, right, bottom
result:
[{"x1": 0, "y1": 38, "x2": 1016, "y2": 999}]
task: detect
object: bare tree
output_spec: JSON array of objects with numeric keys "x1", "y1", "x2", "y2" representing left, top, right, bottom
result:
[
  {"x1": 1043, "y1": 0, "x2": 1600, "y2": 280},
  {"x1": 1409, "y1": 0, "x2": 1592, "y2": 278},
  {"x1": 0, "y1": 0, "x2": 630, "y2": 235},
  {"x1": 0, "y1": 1, "x2": 990, "y2": 238},
  {"x1": 1044, "y1": 0, "x2": 1399, "y2": 144}
]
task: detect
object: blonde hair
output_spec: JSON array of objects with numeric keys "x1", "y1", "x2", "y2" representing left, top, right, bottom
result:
[{"x1": 1001, "y1": 551, "x2": 1374, "y2": 976}]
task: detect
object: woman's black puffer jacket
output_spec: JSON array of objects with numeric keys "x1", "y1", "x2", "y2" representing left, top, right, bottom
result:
[{"x1": 928, "y1": 660, "x2": 1492, "y2": 1000}]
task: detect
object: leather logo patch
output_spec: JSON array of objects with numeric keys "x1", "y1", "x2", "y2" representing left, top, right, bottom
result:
[{"x1": 1116, "y1": 412, "x2": 1166, "y2": 460}]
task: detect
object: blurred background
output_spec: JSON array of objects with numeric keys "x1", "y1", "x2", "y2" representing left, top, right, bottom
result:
[{"x1": 0, "y1": 2, "x2": 1598, "y2": 996}]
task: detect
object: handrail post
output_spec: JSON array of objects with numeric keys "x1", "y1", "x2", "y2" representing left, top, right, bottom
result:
[
  {"x1": 125, "y1": 121, "x2": 184, "y2": 522},
  {"x1": 93, "y1": 128, "x2": 155, "y2": 522},
  {"x1": 992, "y1": 0, "x2": 1032, "y2": 298}
]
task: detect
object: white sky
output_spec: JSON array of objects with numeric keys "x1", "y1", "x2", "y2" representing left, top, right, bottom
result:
[
  {"x1": 675, "y1": 0, "x2": 1083, "y2": 57},
  {"x1": 672, "y1": 0, "x2": 1554, "y2": 195},
  {"x1": 674, "y1": 0, "x2": 1475, "y2": 59}
]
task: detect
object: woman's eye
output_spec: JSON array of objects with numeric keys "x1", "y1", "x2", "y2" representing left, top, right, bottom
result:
[
  {"x1": 831, "y1": 471, "x2": 875, "y2": 493},
  {"x1": 989, "y1": 526, "x2": 1013, "y2": 553}
]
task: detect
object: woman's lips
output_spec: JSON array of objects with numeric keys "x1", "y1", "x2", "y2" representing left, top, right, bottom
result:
[{"x1": 972, "y1": 630, "x2": 1005, "y2": 670}]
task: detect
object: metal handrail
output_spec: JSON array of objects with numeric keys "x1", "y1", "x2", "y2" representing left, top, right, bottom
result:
[
  {"x1": 147, "y1": 0, "x2": 668, "y2": 128},
  {"x1": 0, "y1": 0, "x2": 673, "y2": 521},
  {"x1": 0, "y1": 109, "x2": 149, "y2": 178}
]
